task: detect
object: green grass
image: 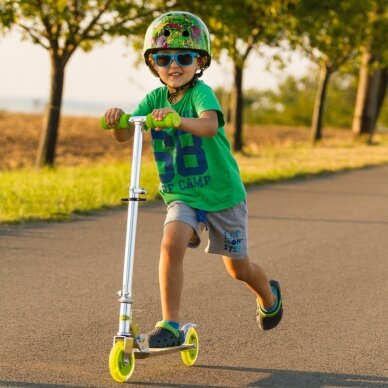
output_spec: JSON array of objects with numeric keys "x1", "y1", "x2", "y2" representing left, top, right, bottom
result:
[
  {"x1": 0, "y1": 161, "x2": 160, "y2": 223},
  {"x1": 2, "y1": 140, "x2": 388, "y2": 224},
  {"x1": 237, "y1": 141, "x2": 388, "y2": 184}
]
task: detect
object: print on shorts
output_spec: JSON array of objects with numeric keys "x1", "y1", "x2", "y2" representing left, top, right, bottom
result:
[{"x1": 223, "y1": 230, "x2": 243, "y2": 253}]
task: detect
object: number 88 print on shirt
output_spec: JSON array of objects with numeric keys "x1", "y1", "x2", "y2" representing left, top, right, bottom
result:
[{"x1": 132, "y1": 80, "x2": 246, "y2": 212}]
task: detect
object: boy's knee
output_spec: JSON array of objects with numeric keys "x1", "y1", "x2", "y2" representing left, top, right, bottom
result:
[
  {"x1": 161, "y1": 236, "x2": 179, "y2": 254},
  {"x1": 160, "y1": 231, "x2": 189, "y2": 258}
]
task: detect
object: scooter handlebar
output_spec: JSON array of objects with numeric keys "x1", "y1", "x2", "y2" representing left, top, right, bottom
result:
[
  {"x1": 100, "y1": 112, "x2": 181, "y2": 130},
  {"x1": 100, "y1": 114, "x2": 132, "y2": 129},
  {"x1": 145, "y1": 112, "x2": 181, "y2": 129}
]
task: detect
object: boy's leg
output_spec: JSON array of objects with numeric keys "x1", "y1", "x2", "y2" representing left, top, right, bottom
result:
[
  {"x1": 147, "y1": 220, "x2": 193, "y2": 348},
  {"x1": 149, "y1": 201, "x2": 204, "y2": 347},
  {"x1": 159, "y1": 220, "x2": 193, "y2": 322},
  {"x1": 222, "y1": 256, "x2": 275, "y2": 309},
  {"x1": 222, "y1": 255, "x2": 283, "y2": 330}
]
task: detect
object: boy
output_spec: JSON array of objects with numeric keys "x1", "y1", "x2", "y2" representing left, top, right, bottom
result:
[{"x1": 104, "y1": 11, "x2": 283, "y2": 348}]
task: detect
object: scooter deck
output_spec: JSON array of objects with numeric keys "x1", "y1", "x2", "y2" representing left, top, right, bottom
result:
[{"x1": 134, "y1": 343, "x2": 196, "y2": 359}]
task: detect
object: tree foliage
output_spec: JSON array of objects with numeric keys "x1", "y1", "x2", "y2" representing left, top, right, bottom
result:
[
  {"x1": 12, "y1": 0, "x2": 170, "y2": 57},
  {"x1": 0, "y1": 0, "x2": 15, "y2": 30}
]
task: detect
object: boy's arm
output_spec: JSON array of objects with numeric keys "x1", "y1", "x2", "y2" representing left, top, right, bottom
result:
[
  {"x1": 151, "y1": 109, "x2": 218, "y2": 138},
  {"x1": 113, "y1": 127, "x2": 133, "y2": 142},
  {"x1": 180, "y1": 110, "x2": 218, "y2": 138}
]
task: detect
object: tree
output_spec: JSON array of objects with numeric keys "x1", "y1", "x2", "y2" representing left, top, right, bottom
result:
[
  {"x1": 290, "y1": 0, "x2": 367, "y2": 142},
  {"x1": 184, "y1": 0, "x2": 293, "y2": 152},
  {"x1": 352, "y1": 0, "x2": 388, "y2": 142},
  {"x1": 212, "y1": 1, "x2": 294, "y2": 151},
  {"x1": 6, "y1": 0, "x2": 175, "y2": 167}
]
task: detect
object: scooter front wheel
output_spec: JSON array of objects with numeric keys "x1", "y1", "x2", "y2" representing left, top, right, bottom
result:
[
  {"x1": 109, "y1": 341, "x2": 135, "y2": 382},
  {"x1": 180, "y1": 327, "x2": 199, "y2": 366}
]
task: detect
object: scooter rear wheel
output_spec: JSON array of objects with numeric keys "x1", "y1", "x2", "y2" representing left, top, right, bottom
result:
[
  {"x1": 109, "y1": 341, "x2": 135, "y2": 382},
  {"x1": 180, "y1": 327, "x2": 199, "y2": 366}
]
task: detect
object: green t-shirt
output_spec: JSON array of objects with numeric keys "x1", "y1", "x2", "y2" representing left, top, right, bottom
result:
[{"x1": 132, "y1": 80, "x2": 246, "y2": 211}]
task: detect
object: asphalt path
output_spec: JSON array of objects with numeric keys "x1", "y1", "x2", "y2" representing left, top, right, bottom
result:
[{"x1": 1, "y1": 166, "x2": 387, "y2": 387}]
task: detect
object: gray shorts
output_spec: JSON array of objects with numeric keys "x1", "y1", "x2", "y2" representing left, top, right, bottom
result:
[{"x1": 164, "y1": 200, "x2": 248, "y2": 259}]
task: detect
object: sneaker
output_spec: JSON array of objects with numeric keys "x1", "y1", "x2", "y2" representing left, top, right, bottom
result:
[
  {"x1": 147, "y1": 321, "x2": 185, "y2": 348},
  {"x1": 257, "y1": 280, "x2": 283, "y2": 330}
]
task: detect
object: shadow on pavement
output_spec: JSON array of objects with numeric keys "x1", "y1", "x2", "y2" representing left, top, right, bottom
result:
[
  {"x1": 0, "y1": 383, "x2": 91, "y2": 388},
  {"x1": 0, "y1": 365, "x2": 386, "y2": 387},
  {"x1": 127, "y1": 364, "x2": 388, "y2": 387}
]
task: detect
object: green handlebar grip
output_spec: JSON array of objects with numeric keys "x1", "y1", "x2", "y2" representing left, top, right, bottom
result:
[
  {"x1": 100, "y1": 113, "x2": 132, "y2": 129},
  {"x1": 146, "y1": 112, "x2": 181, "y2": 129},
  {"x1": 100, "y1": 116, "x2": 109, "y2": 129}
]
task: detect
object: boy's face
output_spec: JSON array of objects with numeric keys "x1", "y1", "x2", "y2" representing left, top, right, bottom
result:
[{"x1": 150, "y1": 50, "x2": 204, "y2": 90}]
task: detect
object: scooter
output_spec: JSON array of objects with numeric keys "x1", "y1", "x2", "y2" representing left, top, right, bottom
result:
[{"x1": 100, "y1": 113, "x2": 199, "y2": 382}]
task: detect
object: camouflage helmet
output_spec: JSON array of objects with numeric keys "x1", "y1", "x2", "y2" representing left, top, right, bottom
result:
[{"x1": 143, "y1": 11, "x2": 211, "y2": 76}]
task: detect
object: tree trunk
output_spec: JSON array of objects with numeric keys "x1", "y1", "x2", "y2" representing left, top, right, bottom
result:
[
  {"x1": 35, "y1": 56, "x2": 65, "y2": 167},
  {"x1": 371, "y1": 66, "x2": 387, "y2": 131},
  {"x1": 352, "y1": 48, "x2": 387, "y2": 143},
  {"x1": 362, "y1": 65, "x2": 387, "y2": 144},
  {"x1": 231, "y1": 64, "x2": 244, "y2": 152},
  {"x1": 364, "y1": 64, "x2": 383, "y2": 143},
  {"x1": 311, "y1": 63, "x2": 331, "y2": 143}
]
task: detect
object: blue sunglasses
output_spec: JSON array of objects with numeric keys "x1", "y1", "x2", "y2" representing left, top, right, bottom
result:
[{"x1": 152, "y1": 52, "x2": 200, "y2": 68}]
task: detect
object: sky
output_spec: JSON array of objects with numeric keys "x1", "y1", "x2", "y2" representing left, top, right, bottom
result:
[{"x1": 0, "y1": 32, "x2": 313, "y2": 115}]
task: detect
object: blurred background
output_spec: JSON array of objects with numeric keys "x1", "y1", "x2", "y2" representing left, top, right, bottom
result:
[
  {"x1": 0, "y1": 33, "x2": 311, "y2": 116},
  {"x1": 0, "y1": 0, "x2": 387, "y2": 166}
]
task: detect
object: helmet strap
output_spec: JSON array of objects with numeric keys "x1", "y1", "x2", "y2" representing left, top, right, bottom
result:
[
  {"x1": 165, "y1": 69, "x2": 204, "y2": 103},
  {"x1": 166, "y1": 76, "x2": 196, "y2": 103}
]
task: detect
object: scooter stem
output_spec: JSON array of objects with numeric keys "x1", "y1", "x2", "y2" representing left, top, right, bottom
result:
[{"x1": 118, "y1": 117, "x2": 146, "y2": 336}]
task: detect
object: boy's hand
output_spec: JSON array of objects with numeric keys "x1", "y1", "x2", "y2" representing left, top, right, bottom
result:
[
  {"x1": 104, "y1": 108, "x2": 125, "y2": 128},
  {"x1": 151, "y1": 108, "x2": 176, "y2": 131}
]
